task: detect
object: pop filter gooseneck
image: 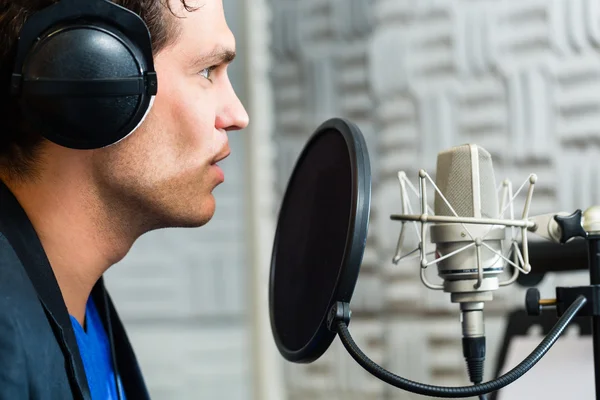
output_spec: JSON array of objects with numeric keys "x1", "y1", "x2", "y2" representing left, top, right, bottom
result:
[{"x1": 269, "y1": 117, "x2": 372, "y2": 363}]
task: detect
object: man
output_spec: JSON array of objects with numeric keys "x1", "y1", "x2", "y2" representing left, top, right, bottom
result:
[{"x1": 0, "y1": 0, "x2": 249, "y2": 399}]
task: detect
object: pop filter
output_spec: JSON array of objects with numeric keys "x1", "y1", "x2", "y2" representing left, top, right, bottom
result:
[{"x1": 269, "y1": 117, "x2": 372, "y2": 363}]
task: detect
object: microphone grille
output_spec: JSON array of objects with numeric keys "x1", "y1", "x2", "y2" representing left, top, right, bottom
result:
[{"x1": 434, "y1": 144, "x2": 498, "y2": 218}]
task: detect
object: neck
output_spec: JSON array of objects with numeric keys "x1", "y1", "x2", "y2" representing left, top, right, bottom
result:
[{"x1": 5, "y1": 173, "x2": 138, "y2": 326}]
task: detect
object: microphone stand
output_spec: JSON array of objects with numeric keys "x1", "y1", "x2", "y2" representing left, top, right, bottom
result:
[
  {"x1": 589, "y1": 235, "x2": 600, "y2": 399},
  {"x1": 525, "y1": 208, "x2": 600, "y2": 400}
]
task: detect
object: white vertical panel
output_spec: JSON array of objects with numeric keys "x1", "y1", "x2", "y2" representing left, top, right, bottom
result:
[{"x1": 243, "y1": 0, "x2": 287, "y2": 398}]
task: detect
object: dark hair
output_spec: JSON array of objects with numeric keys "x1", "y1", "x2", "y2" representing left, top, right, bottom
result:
[{"x1": 0, "y1": 0, "x2": 190, "y2": 183}]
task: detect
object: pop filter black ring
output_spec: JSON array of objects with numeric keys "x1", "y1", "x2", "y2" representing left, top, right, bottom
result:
[{"x1": 269, "y1": 117, "x2": 372, "y2": 363}]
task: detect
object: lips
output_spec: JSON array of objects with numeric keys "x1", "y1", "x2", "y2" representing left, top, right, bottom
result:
[
  {"x1": 212, "y1": 163, "x2": 225, "y2": 182},
  {"x1": 212, "y1": 147, "x2": 231, "y2": 165}
]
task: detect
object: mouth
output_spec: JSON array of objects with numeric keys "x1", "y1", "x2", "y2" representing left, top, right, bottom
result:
[
  {"x1": 210, "y1": 147, "x2": 230, "y2": 183},
  {"x1": 211, "y1": 148, "x2": 231, "y2": 165}
]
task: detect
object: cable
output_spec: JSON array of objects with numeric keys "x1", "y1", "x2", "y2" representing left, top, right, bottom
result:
[{"x1": 335, "y1": 295, "x2": 586, "y2": 398}]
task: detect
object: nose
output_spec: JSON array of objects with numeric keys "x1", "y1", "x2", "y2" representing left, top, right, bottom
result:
[{"x1": 215, "y1": 78, "x2": 250, "y2": 132}]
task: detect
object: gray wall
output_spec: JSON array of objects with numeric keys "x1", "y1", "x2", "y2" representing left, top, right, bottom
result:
[{"x1": 269, "y1": 0, "x2": 597, "y2": 399}]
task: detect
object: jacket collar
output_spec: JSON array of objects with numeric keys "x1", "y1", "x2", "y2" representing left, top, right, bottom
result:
[{"x1": 0, "y1": 180, "x2": 91, "y2": 400}]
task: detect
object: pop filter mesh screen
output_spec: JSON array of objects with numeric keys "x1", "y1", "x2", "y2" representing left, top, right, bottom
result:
[{"x1": 272, "y1": 129, "x2": 353, "y2": 352}]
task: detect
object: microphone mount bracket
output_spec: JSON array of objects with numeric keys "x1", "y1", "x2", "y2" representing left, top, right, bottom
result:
[
  {"x1": 526, "y1": 285, "x2": 600, "y2": 318},
  {"x1": 557, "y1": 285, "x2": 600, "y2": 318},
  {"x1": 554, "y1": 209, "x2": 587, "y2": 243}
]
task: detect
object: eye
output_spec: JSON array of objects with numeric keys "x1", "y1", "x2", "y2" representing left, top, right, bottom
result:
[{"x1": 199, "y1": 66, "x2": 217, "y2": 81}]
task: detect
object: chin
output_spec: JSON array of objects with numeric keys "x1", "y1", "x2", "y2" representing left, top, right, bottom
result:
[
  {"x1": 176, "y1": 196, "x2": 217, "y2": 228},
  {"x1": 138, "y1": 184, "x2": 219, "y2": 230}
]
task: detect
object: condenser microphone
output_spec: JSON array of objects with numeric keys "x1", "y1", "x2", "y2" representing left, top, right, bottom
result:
[
  {"x1": 432, "y1": 144, "x2": 504, "y2": 384},
  {"x1": 391, "y1": 143, "x2": 538, "y2": 387}
]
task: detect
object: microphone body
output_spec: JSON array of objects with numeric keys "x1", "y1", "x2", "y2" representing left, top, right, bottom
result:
[{"x1": 432, "y1": 144, "x2": 503, "y2": 384}]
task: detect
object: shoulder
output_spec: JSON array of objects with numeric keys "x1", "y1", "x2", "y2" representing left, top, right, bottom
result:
[
  {"x1": 0, "y1": 231, "x2": 58, "y2": 335},
  {"x1": 0, "y1": 232, "x2": 36, "y2": 306},
  {"x1": 0, "y1": 233, "x2": 73, "y2": 396},
  {"x1": 0, "y1": 234, "x2": 28, "y2": 393},
  {"x1": 0, "y1": 231, "x2": 32, "y2": 344},
  {"x1": 0, "y1": 232, "x2": 54, "y2": 349}
]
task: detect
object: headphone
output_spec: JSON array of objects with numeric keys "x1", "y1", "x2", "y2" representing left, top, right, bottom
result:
[{"x1": 10, "y1": 0, "x2": 158, "y2": 150}]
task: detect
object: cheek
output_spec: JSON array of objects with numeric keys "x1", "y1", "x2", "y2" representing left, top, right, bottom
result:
[{"x1": 155, "y1": 77, "x2": 219, "y2": 156}]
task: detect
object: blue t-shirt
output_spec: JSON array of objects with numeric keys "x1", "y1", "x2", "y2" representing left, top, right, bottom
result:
[{"x1": 70, "y1": 297, "x2": 126, "y2": 400}]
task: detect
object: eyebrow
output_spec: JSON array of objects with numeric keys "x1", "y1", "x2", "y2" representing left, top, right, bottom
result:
[{"x1": 191, "y1": 47, "x2": 236, "y2": 70}]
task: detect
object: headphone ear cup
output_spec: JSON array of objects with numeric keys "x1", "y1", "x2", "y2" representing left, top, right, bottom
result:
[{"x1": 19, "y1": 23, "x2": 154, "y2": 149}]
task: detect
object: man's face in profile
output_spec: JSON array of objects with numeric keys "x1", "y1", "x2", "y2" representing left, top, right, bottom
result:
[{"x1": 91, "y1": 0, "x2": 249, "y2": 231}]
